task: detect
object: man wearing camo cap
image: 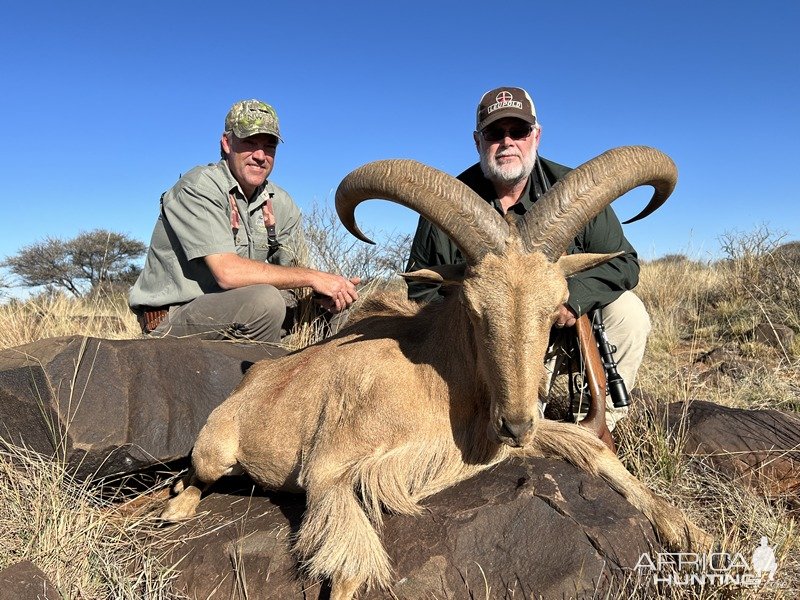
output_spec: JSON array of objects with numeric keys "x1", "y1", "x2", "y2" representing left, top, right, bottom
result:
[
  {"x1": 405, "y1": 86, "x2": 651, "y2": 433},
  {"x1": 130, "y1": 99, "x2": 360, "y2": 341}
]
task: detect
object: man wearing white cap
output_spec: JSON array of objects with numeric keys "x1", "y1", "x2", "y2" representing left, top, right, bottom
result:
[{"x1": 406, "y1": 86, "x2": 650, "y2": 432}]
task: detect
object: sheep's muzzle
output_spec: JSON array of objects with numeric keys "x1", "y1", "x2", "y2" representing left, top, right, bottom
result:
[{"x1": 495, "y1": 416, "x2": 536, "y2": 448}]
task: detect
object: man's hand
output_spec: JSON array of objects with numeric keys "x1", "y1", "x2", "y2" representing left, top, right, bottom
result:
[
  {"x1": 203, "y1": 252, "x2": 361, "y2": 313},
  {"x1": 312, "y1": 275, "x2": 361, "y2": 313},
  {"x1": 554, "y1": 304, "x2": 577, "y2": 329}
]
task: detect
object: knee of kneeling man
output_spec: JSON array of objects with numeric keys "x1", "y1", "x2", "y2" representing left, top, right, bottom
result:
[
  {"x1": 613, "y1": 292, "x2": 652, "y2": 336},
  {"x1": 245, "y1": 285, "x2": 286, "y2": 319},
  {"x1": 636, "y1": 304, "x2": 652, "y2": 336},
  {"x1": 626, "y1": 312, "x2": 651, "y2": 345}
]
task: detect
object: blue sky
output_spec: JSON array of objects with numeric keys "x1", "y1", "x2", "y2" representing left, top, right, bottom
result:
[{"x1": 1, "y1": 1, "x2": 798, "y2": 280}]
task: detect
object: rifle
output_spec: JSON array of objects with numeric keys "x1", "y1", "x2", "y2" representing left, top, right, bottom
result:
[{"x1": 572, "y1": 311, "x2": 628, "y2": 453}]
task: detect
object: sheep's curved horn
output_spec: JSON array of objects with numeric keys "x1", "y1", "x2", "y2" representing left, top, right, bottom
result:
[
  {"x1": 335, "y1": 159, "x2": 509, "y2": 265},
  {"x1": 517, "y1": 146, "x2": 676, "y2": 260}
]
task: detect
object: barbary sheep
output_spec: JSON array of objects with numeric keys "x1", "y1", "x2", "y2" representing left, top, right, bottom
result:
[{"x1": 162, "y1": 146, "x2": 712, "y2": 600}]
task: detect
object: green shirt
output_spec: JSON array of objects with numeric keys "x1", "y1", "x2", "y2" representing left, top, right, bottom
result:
[
  {"x1": 405, "y1": 156, "x2": 641, "y2": 315},
  {"x1": 129, "y1": 160, "x2": 305, "y2": 309}
]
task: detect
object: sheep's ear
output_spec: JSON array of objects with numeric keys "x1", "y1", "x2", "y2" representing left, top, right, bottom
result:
[
  {"x1": 557, "y1": 252, "x2": 624, "y2": 277},
  {"x1": 400, "y1": 263, "x2": 467, "y2": 286}
]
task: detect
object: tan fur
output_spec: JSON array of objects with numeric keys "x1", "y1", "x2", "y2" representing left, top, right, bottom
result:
[{"x1": 162, "y1": 243, "x2": 712, "y2": 599}]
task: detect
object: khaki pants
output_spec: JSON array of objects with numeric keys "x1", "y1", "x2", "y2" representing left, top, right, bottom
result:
[
  {"x1": 152, "y1": 285, "x2": 301, "y2": 343},
  {"x1": 542, "y1": 290, "x2": 651, "y2": 431}
]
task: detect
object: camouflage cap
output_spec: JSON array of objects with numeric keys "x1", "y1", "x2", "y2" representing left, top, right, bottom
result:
[{"x1": 224, "y1": 99, "x2": 283, "y2": 142}]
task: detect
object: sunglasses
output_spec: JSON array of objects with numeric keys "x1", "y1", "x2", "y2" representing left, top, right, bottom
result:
[{"x1": 480, "y1": 123, "x2": 534, "y2": 142}]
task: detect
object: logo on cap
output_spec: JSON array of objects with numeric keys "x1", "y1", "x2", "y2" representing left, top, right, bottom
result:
[{"x1": 487, "y1": 91, "x2": 523, "y2": 115}]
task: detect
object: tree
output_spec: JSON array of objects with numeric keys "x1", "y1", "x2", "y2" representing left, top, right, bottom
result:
[
  {"x1": 303, "y1": 200, "x2": 412, "y2": 284},
  {"x1": 1, "y1": 229, "x2": 146, "y2": 297}
]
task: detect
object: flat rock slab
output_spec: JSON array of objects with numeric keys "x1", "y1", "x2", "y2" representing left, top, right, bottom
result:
[
  {"x1": 166, "y1": 457, "x2": 660, "y2": 599},
  {"x1": 0, "y1": 336, "x2": 286, "y2": 479}
]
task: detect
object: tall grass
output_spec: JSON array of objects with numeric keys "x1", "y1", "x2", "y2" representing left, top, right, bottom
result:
[
  {"x1": 612, "y1": 234, "x2": 800, "y2": 599},
  {"x1": 0, "y1": 291, "x2": 140, "y2": 349}
]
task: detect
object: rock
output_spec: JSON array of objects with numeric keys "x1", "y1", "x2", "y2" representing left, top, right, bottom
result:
[
  {"x1": 752, "y1": 322, "x2": 795, "y2": 350},
  {"x1": 0, "y1": 560, "x2": 60, "y2": 600},
  {"x1": 165, "y1": 457, "x2": 661, "y2": 599},
  {"x1": 694, "y1": 346, "x2": 739, "y2": 365},
  {"x1": 691, "y1": 345, "x2": 761, "y2": 384},
  {"x1": 0, "y1": 336, "x2": 285, "y2": 479},
  {"x1": 662, "y1": 400, "x2": 800, "y2": 505}
]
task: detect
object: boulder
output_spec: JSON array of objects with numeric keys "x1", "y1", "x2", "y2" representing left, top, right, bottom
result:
[
  {"x1": 692, "y1": 345, "x2": 761, "y2": 383},
  {"x1": 0, "y1": 560, "x2": 60, "y2": 600},
  {"x1": 0, "y1": 336, "x2": 285, "y2": 479},
  {"x1": 751, "y1": 322, "x2": 795, "y2": 351},
  {"x1": 661, "y1": 400, "x2": 800, "y2": 505},
  {"x1": 165, "y1": 457, "x2": 661, "y2": 599}
]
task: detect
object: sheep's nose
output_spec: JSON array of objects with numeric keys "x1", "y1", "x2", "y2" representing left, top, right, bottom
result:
[{"x1": 499, "y1": 417, "x2": 534, "y2": 445}]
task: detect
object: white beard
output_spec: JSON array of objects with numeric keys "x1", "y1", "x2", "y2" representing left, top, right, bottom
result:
[{"x1": 480, "y1": 149, "x2": 536, "y2": 187}]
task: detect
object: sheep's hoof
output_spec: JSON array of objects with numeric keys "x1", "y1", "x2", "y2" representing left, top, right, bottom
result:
[
  {"x1": 172, "y1": 478, "x2": 186, "y2": 494},
  {"x1": 160, "y1": 487, "x2": 202, "y2": 522}
]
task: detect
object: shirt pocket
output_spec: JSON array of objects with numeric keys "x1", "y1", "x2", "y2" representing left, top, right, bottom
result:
[
  {"x1": 249, "y1": 220, "x2": 273, "y2": 262},
  {"x1": 231, "y1": 227, "x2": 250, "y2": 258}
]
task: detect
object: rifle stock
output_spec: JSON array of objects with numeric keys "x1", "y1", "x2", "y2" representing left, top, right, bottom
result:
[{"x1": 574, "y1": 314, "x2": 616, "y2": 452}]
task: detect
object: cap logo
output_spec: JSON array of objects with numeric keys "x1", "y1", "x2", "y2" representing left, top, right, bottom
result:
[
  {"x1": 487, "y1": 90, "x2": 523, "y2": 115},
  {"x1": 496, "y1": 91, "x2": 513, "y2": 103}
]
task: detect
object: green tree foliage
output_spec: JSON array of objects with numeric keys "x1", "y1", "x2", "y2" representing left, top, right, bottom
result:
[{"x1": 1, "y1": 229, "x2": 146, "y2": 297}]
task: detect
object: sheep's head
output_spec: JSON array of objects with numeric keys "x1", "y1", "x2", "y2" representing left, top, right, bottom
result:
[
  {"x1": 467, "y1": 247, "x2": 627, "y2": 446},
  {"x1": 462, "y1": 250, "x2": 566, "y2": 446},
  {"x1": 335, "y1": 147, "x2": 676, "y2": 448},
  {"x1": 403, "y1": 244, "x2": 620, "y2": 446}
]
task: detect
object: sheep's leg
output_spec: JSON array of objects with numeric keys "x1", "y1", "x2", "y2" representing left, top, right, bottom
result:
[
  {"x1": 160, "y1": 421, "x2": 241, "y2": 522},
  {"x1": 295, "y1": 471, "x2": 392, "y2": 600},
  {"x1": 160, "y1": 468, "x2": 208, "y2": 521},
  {"x1": 330, "y1": 578, "x2": 362, "y2": 600},
  {"x1": 525, "y1": 420, "x2": 713, "y2": 552}
]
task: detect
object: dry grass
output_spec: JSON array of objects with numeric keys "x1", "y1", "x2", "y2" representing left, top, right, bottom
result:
[
  {"x1": 608, "y1": 234, "x2": 800, "y2": 599},
  {"x1": 0, "y1": 441, "x2": 180, "y2": 598},
  {"x1": 0, "y1": 229, "x2": 798, "y2": 598},
  {"x1": 0, "y1": 290, "x2": 140, "y2": 349}
]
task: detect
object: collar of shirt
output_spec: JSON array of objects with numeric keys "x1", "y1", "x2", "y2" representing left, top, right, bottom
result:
[
  {"x1": 487, "y1": 176, "x2": 536, "y2": 216},
  {"x1": 219, "y1": 159, "x2": 272, "y2": 209},
  {"x1": 459, "y1": 158, "x2": 560, "y2": 216}
]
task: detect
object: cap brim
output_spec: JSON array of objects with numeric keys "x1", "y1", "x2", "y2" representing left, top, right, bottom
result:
[
  {"x1": 478, "y1": 110, "x2": 536, "y2": 131},
  {"x1": 231, "y1": 127, "x2": 284, "y2": 143}
]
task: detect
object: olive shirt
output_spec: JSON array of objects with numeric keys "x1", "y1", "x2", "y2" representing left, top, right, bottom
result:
[
  {"x1": 129, "y1": 160, "x2": 305, "y2": 310},
  {"x1": 405, "y1": 156, "x2": 641, "y2": 315}
]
